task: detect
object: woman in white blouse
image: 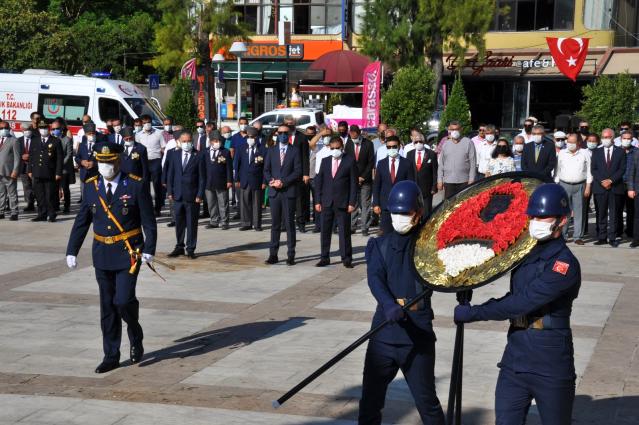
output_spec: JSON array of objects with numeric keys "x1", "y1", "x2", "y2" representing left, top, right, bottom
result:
[{"x1": 485, "y1": 138, "x2": 516, "y2": 177}]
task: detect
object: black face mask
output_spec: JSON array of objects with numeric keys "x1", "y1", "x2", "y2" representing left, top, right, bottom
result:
[
  {"x1": 580, "y1": 126, "x2": 589, "y2": 135},
  {"x1": 339, "y1": 130, "x2": 348, "y2": 137},
  {"x1": 496, "y1": 145, "x2": 510, "y2": 155},
  {"x1": 524, "y1": 125, "x2": 532, "y2": 133}
]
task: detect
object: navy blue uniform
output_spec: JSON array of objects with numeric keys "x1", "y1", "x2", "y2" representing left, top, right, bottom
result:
[
  {"x1": 166, "y1": 150, "x2": 206, "y2": 253},
  {"x1": 373, "y1": 156, "x2": 410, "y2": 234},
  {"x1": 120, "y1": 142, "x2": 149, "y2": 181},
  {"x1": 462, "y1": 237, "x2": 581, "y2": 424},
  {"x1": 66, "y1": 173, "x2": 157, "y2": 363},
  {"x1": 359, "y1": 231, "x2": 445, "y2": 425},
  {"x1": 234, "y1": 143, "x2": 267, "y2": 229},
  {"x1": 264, "y1": 144, "x2": 302, "y2": 259}
]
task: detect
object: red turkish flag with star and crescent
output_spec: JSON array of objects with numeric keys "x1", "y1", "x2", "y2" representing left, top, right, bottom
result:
[{"x1": 546, "y1": 37, "x2": 590, "y2": 82}]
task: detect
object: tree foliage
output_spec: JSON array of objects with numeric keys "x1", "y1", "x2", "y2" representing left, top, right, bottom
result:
[
  {"x1": 439, "y1": 77, "x2": 471, "y2": 135},
  {"x1": 165, "y1": 78, "x2": 198, "y2": 131},
  {"x1": 380, "y1": 66, "x2": 436, "y2": 139},
  {"x1": 578, "y1": 73, "x2": 639, "y2": 134},
  {"x1": 359, "y1": 0, "x2": 495, "y2": 94}
]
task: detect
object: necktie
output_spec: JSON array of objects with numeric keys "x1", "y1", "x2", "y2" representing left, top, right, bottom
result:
[
  {"x1": 535, "y1": 144, "x2": 541, "y2": 162},
  {"x1": 417, "y1": 151, "x2": 423, "y2": 171},
  {"x1": 355, "y1": 144, "x2": 360, "y2": 161},
  {"x1": 248, "y1": 148, "x2": 253, "y2": 164},
  {"x1": 182, "y1": 152, "x2": 189, "y2": 170},
  {"x1": 280, "y1": 148, "x2": 286, "y2": 165},
  {"x1": 390, "y1": 158, "x2": 396, "y2": 183},
  {"x1": 88, "y1": 142, "x2": 92, "y2": 153},
  {"x1": 106, "y1": 182, "x2": 113, "y2": 204},
  {"x1": 25, "y1": 138, "x2": 30, "y2": 153},
  {"x1": 332, "y1": 158, "x2": 339, "y2": 178},
  {"x1": 606, "y1": 148, "x2": 611, "y2": 168}
]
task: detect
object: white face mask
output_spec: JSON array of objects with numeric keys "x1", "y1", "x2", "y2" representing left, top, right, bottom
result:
[
  {"x1": 113, "y1": 125, "x2": 122, "y2": 133},
  {"x1": 39, "y1": 129, "x2": 49, "y2": 138},
  {"x1": 587, "y1": 142, "x2": 598, "y2": 150},
  {"x1": 621, "y1": 139, "x2": 632, "y2": 148},
  {"x1": 212, "y1": 142, "x2": 220, "y2": 150},
  {"x1": 415, "y1": 142, "x2": 425, "y2": 151},
  {"x1": 567, "y1": 142, "x2": 578, "y2": 152},
  {"x1": 239, "y1": 124, "x2": 247, "y2": 132},
  {"x1": 601, "y1": 138, "x2": 613, "y2": 148},
  {"x1": 353, "y1": 137, "x2": 362, "y2": 144},
  {"x1": 330, "y1": 148, "x2": 343, "y2": 159},
  {"x1": 555, "y1": 141, "x2": 565, "y2": 149},
  {"x1": 533, "y1": 135, "x2": 543, "y2": 143},
  {"x1": 514, "y1": 144, "x2": 524, "y2": 153},
  {"x1": 247, "y1": 138, "x2": 256, "y2": 147},
  {"x1": 197, "y1": 127, "x2": 205, "y2": 134},
  {"x1": 124, "y1": 139, "x2": 134, "y2": 147},
  {"x1": 164, "y1": 125, "x2": 172, "y2": 132},
  {"x1": 391, "y1": 213, "x2": 415, "y2": 234},
  {"x1": 528, "y1": 219, "x2": 555, "y2": 241},
  {"x1": 134, "y1": 125, "x2": 142, "y2": 133},
  {"x1": 23, "y1": 130, "x2": 32, "y2": 138},
  {"x1": 387, "y1": 148, "x2": 399, "y2": 158},
  {"x1": 222, "y1": 133, "x2": 231, "y2": 139},
  {"x1": 143, "y1": 123, "x2": 152, "y2": 131},
  {"x1": 0, "y1": 129, "x2": 10, "y2": 137},
  {"x1": 181, "y1": 142, "x2": 193, "y2": 151},
  {"x1": 98, "y1": 162, "x2": 116, "y2": 179},
  {"x1": 449, "y1": 130, "x2": 460, "y2": 140},
  {"x1": 485, "y1": 134, "x2": 495, "y2": 143}
]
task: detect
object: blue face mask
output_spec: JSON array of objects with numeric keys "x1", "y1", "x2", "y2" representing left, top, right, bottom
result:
[
  {"x1": 277, "y1": 134, "x2": 289, "y2": 145},
  {"x1": 52, "y1": 129, "x2": 62, "y2": 137}
]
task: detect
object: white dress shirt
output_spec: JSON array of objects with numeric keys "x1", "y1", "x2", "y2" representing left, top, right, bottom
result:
[
  {"x1": 315, "y1": 146, "x2": 331, "y2": 175},
  {"x1": 554, "y1": 148, "x2": 592, "y2": 184},
  {"x1": 162, "y1": 139, "x2": 178, "y2": 167},
  {"x1": 103, "y1": 173, "x2": 121, "y2": 194},
  {"x1": 136, "y1": 128, "x2": 166, "y2": 161},
  {"x1": 476, "y1": 141, "x2": 496, "y2": 174}
]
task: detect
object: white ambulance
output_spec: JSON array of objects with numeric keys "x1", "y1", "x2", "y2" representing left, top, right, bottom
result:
[{"x1": 0, "y1": 69, "x2": 165, "y2": 138}]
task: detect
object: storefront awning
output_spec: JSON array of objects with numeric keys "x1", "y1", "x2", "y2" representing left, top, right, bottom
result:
[
  {"x1": 218, "y1": 62, "x2": 310, "y2": 80},
  {"x1": 299, "y1": 84, "x2": 363, "y2": 93},
  {"x1": 599, "y1": 49, "x2": 639, "y2": 75}
]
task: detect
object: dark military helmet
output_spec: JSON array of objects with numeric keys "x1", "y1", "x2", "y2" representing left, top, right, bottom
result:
[
  {"x1": 388, "y1": 180, "x2": 424, "y2": 214},
  {"x1": 526, "y1": 183, "x2": 571, "y2": 217}
]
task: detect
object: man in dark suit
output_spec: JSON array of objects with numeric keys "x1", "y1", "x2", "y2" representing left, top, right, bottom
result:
[
  {"x1": 76, "y1": 123, "x2": 104, "y2": 199},
  {"x1": 264, "y1": 124, "x2": 302, "y2": 265},
  {"x1": 66, "y1": 140, "x2": 157, "y2": 373},
  {"x1": 166, "y1": 131, "x2": 205, "y2": 258},
  {"x1": 344, "y1": 125, "x2": 375, "y2": 236},
  {"x1": 591, "y1": 129, "x2": 627, "y2": 247},
  {"x1": 107, "y1": 118, "x2": 125, "y2": 145},
  {"x1": 204, "y1": 131, "x2": 233, "y2": 230},
  {"x1": 373, "y1": 136, "x2": 410, "y2": 234},
  {"x1": 627, "y1": 143, "x2": 639, "y2": 247},
  {"x1": 235, "y1": 127, "x2": 267, "y2": 231},
  {"x1": 28, "y1": 121, "x2": 63, "y2": 222},
  {"x1": 119, "y1": 127, "x2": 149, "y2": 181},
  {"x1": 17, "y1": 123, "x2": 35, "y2": 211},
  {"x1": 521, "y1": 125, "x2": 557, "y2": 179},
  {"x1": 283, "y1": 116, "x2": 310, "y2": 233},
  {"x1": 194, "y1": 119, "x2": 208, "y2": 152},
  {"x1": 407, "y1": 140, "x2": 438, "y2": 218},
  {"x1": 315, "y1": 136, "x2": 357, "y2": 268}
]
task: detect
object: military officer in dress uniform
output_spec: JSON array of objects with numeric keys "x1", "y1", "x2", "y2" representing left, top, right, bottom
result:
[
  {"x1": 28, "y1": 121, "x2": 63, "y2": 222},
  {"x1": 359, "y1": 180, "x2": 445, "y2": 425},
  {"x1": 65, "y1": 140, "x2": 157, "y2": 374},
  {"x1": 119, "y1": 127, "x2": 149, "y2": 181},
  {"x1": 454, "y1": 183, "x2": 581, "y2": 424}
]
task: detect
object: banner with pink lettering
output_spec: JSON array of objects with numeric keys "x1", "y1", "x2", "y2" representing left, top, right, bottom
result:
[{"x1": 362, "y1": 61, "x2": 382, "y2": 129}]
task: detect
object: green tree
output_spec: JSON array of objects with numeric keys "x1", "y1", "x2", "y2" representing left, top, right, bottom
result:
[
  {"x1": 165, "y1": 78, "x2": 197, "y2": 130},
  {"x1": 439, "y1": 77, "x2": 471, "y2": 135},
  {"x1": 578, "y1": 73, "x2": 639, "y2": 134},
  {"x1": 360, "y1": 0, "x2": 495, "y2": 95},
  {"x1": 380, "y1": 65, "x2": 435, "y2": 139}
]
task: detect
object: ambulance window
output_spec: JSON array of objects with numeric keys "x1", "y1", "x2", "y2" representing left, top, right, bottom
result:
[
  {"x1": 38, "y1": 94, "x2": 89, "y2": 126},
  {"x1": 98, "y1": 98, "x2": 133, "y2": 125}
]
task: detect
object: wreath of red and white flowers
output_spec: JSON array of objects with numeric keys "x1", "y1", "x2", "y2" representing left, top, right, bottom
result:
[{"x1": 435, "y1": 182, "x2": 529, "y2": 277}]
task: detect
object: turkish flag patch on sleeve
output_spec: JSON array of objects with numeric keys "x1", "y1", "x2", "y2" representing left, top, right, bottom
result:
[{"x1": 552, "y1": 260, "x2": 570, "y2": 275}]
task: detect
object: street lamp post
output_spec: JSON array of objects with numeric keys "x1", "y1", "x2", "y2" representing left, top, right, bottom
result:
[
  {"x1": 212, "y1": 53, "x2": 225, "y2": 130},
  {"x1": 229, "y1": 42, "x2": 248, "y2": 125}
]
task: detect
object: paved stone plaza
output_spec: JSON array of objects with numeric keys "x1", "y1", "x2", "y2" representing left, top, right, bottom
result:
[{"x1": 0, "y1": 187, "x2": 638, "y2": 424}]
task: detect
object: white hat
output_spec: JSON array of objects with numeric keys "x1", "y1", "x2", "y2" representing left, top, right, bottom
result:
[{"x1": 553, "y1": 131, "x2": 566, "y2": 139}]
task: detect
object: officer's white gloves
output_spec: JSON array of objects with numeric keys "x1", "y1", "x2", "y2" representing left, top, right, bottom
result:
[
  {"x1": 66, "y1": 255, "x2": 77, "y2": 269},
  {"x1": 141, "y1": 253, "x2": 154, "y2": 264}
]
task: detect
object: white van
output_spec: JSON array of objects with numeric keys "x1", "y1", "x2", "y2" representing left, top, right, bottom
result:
[
  {"x1": 0, "y1": 69, "x2": 165, "y2": 139},
  {"x1": 250, "y1": 107, "x2": 325, "y2": 132}
]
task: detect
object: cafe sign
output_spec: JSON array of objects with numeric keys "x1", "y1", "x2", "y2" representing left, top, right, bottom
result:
[{"x1": 446, "y1": 51, "x2": 515, "y2": 76}]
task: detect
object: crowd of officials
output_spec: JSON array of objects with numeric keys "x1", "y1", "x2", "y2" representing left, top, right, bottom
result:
[{"x1": 1, "y1": 112, "x2": 638, "y2": 263}]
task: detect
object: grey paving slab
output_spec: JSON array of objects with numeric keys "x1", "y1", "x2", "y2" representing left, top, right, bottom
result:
[
  {"x1": 0, "y1": 251, "x2": 62, "y2": 276},
  {"x1": 0, "y1": 394, "x2": 359, "y2": 425},
  {"x1": 0, "y1": 301, "x2": 229, "y2": 377},
  {"x1": 183, "y1": 318, "x2": 597, "y2": 411},
  {"x1": 316, "y1": 277, "x2": 622, "y2": 328},
  {"x1": 13, "y1": 265, "x2": 324, "y2": 304}
]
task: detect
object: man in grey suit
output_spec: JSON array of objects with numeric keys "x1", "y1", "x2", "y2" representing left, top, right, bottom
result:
[
  {"x1": 627, "y1": 147, "x2": 639, "y2": 248},
  {"x1": 0, "y1": 121, "x2": 21, "y2": 220}
]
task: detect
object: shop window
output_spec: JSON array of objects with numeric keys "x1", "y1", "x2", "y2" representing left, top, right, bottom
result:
[
  {"x1": 583, "y1": 0, "x2": 613, "y2": 29},
  {"x1": 492, "y1": 0, "x2": 574, "y2": 31}
]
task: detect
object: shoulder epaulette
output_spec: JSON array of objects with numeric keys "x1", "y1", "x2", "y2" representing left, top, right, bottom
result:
[
  {"x1": 128, "y1": 174, "x2": 142, "y2": 181},
  {"x1": 85, "y1": 175, "x2": 98, "y2": 183}
]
